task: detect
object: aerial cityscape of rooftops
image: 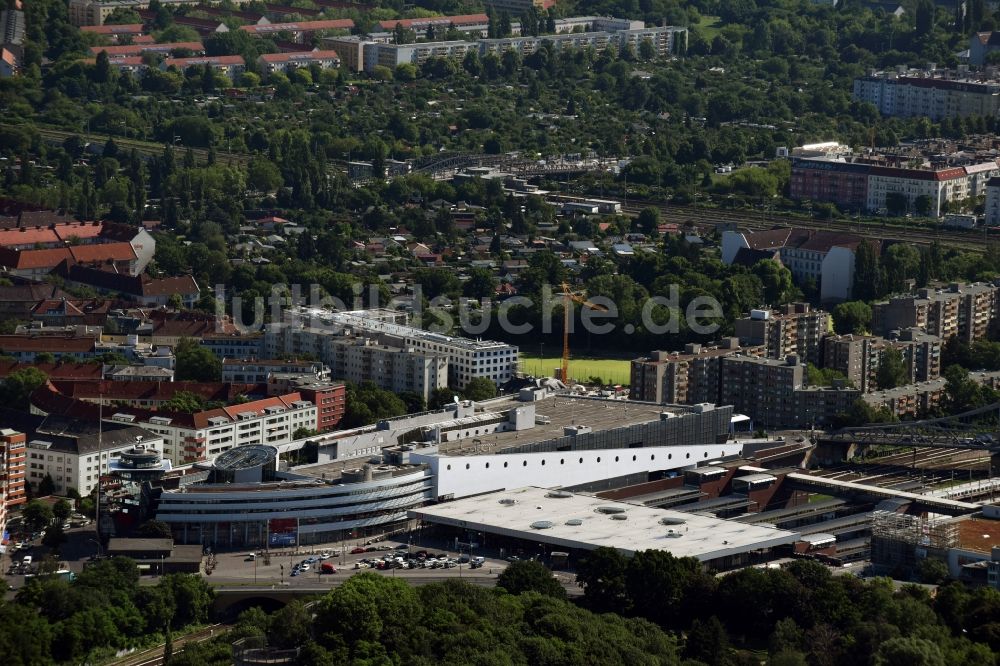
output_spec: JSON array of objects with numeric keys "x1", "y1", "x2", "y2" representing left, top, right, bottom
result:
[{"x1": 5, "y1": 0, "x2": 1000, "y2": 662}]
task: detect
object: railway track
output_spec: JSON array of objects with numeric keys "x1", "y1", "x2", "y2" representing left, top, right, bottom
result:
[
  {"x1": 7, "y1": 123, "x2": 249, "y2": 166},
  {"x1": 811, "y1": 446, "x2": 989, "y2": 489},
  {"x1": 110, "y1": 624, "x2": 228, "y2": 666},
  {"x1": 621, "y1": 200, "x2": 993, "y2": 253}
]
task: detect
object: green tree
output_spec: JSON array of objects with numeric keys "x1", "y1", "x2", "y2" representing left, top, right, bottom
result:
[
  {"x1": 886, "y1": 192, "x2": 909, "y2": 216},
  {"x1": 915, "y1": 0, "x2": 936, "y2": 36},
  {"x1": 883, "y1": 244, "x2": 920, "y2": 293},
  {"x1": 853, "y1": 240, "x2": 883, "y2": 301},
  {"x1": 497, "y1": 560, "x2": 566, "y2": 598},
  {"x1": 874, "y1": 636, "x2": 946, "y2": 666},
  {"x1": 174, "y1": 338, "x2": 221, "y2": 382},
  {"x1": 463, "y1": 268, "x2": 498, "y2": 300},
  {"x1": 23, "y1": 500, "x2": 54, "y2": 530},
  {"x1": 831, "y1": 301, "x2": 872, "y2": 335},
  {"x1": 160, "y1": 390, "x2": 208, "y2": 413},
  {"x1": 342, "y1": 382, "x2": 407, "y2": 428},
  {"x1": 462, "y1": 377, "x2": 497, "y2": 401},
  {"x1": 877, "y1": 347, "x2": 908, "y2": 390},
  {"x1": 835, "y1": 398, "x2": 895, "y2": 428},
  {"x1": 752, "y1": 259, "x2": 795, "y2": 305},
  {"x1": 636, "y1": 207, "x2": 660, "y2": 235},
  {"x1": 917, "y1": 558, "x2": 950, "y2": 585},
  {"x1": 137, "y1": 520, "x2": 173, "y2": 539},
  {"x1": 0, "y1": 367, "x2": 49, "y2": 409},
  {"x1": 684, "y1": 615, "x2": 730, "y2": 664},
  {"x1": 396, "y1": 392, "x2": 426, "y2": 414},
  {"x1": 53, "y1": 499, "x2": 72, "y2": 523},
  {"x1": 42, "y1": 523, "x2": 66, "y2": 550},
  {"x1": 626, "y1": 550, "x2": 715, "y2": 630},
  {"x1": 944, "y1": 365, "x2": 991, "y2": 412},
  {"x1": 268, "y1": 600, "x2": 313, "y2": 649},
  {"x1": 160, "y1": 574, "x2": 214, "y2": 628},
  {"x1": 914, "y1": 194, "x2": 934, "y2": 216},
  {"x1": 576, "y1": 546, "x2": 628, "y2": 613}
]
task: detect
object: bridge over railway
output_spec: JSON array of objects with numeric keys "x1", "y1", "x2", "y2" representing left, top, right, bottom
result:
[
  {"x1": 784, "y1": 473, "x2": 983, "y2": 516},
  {"x1": 817, "y1": 402, "x2": 1000, "y2": 454}
]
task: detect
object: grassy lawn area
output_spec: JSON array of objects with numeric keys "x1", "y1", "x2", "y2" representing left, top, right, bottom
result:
[
  {"x1": 520, "y1": 356, "x2": 631, "y2": 385},
  {"x1": 695, "y1": 15, "x2": 722, "y2": 40},
  {"x1": 808, "y1": 493, "x2": 834, "y2": 504}
]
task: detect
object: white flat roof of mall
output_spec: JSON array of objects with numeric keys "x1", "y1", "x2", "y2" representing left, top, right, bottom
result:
[{"x1": 410, "y1": 486, "x2": 802, "y2": 561}]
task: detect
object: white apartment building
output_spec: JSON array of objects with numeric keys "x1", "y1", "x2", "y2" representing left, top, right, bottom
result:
[
  {"x1": 721, "y1": 228, "x2": 862, "y2": 302},
  {"x1": 222, "y1": 359, "x2": 331, "y2": 384},
  {"x1": 109, "y1": 394, "x2": 317, "y2": 466},
  {"x1": 257, "y1": 50, "x2": 340, "y2": 75},
  {"x1": 22, "y1": 420, "x2": 165, "y2": 497},
  {"x1": 164, "y1": 55, "x2": 246, "y2": 79},
  {"x1": 277, "y1": 308, "x2": 518, "y2": 390},
  {"x1": 68, "y1": 0, "x2": 201, "y2": 26},
  {"x1": 866, "y1": 161, "x2": 1000, "y2": 216},
  {"x1": 264, "y1": 322, "x2": 449, "y2": 400},
  {"x1": 347, "y1": 24, "x2": 685, "y2": 73},
  {"x1": 986, "y1": 176, "x2": 1000, "y2": 226},
  {"x1": 853, "y1": 70, "x2": 1000, "y2": 120}
]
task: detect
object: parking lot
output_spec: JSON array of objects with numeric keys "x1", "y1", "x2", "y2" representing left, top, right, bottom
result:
[{"x1": 204, "y1": 535, "x2": 516, "y2": 587}]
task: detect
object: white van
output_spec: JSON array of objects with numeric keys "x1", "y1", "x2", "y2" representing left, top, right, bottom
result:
[{"x1": 22, "y1": 555, "x2": 32, "y2": 567}]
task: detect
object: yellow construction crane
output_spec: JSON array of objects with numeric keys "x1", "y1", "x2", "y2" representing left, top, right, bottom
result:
[{"x1": 561, "y1": 282, "x2": 608, "y2": 384}]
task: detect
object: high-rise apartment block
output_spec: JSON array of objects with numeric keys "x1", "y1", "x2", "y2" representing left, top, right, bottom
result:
[
  {"x1": 734, "y1": 304, "x2": 829, "y2": 365},
  {"x1": 853, "y1": 68, "x2": 1000, "y2": 120},
  {"x1": 266, "y1": 308, "x2": 518, "y2": 395},
  {"x1": 629, "y1": 339, "x2": 762, "y2": 404},
  {"x1": 822, "y1": 329, "x2": 941, "y2": 393},
  {"x1": 0, "y1": 428, "x2": 27, "y2": 520},
  {"x1": 872, "y1": 282, "x2": 999, "y2": 343}
]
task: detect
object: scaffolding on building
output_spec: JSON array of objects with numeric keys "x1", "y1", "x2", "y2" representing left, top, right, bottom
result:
[{"x1": 870, "y1": 510, "x2": 959, "y2": 571}]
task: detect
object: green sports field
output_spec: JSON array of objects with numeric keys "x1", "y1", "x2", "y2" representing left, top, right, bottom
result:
[{"x1": 519, "y1": 356, "x2": 631, "y2": 385}]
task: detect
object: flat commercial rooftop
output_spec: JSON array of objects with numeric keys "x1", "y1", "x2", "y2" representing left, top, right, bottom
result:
[
  {"x1": 438, "y1": 396, "x2": 690, "y2": 456},
  {"x1": 410, "y1": 486, "x2": 801, "y2": 561}
]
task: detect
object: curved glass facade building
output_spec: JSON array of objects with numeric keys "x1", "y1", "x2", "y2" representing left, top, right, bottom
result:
[{"x1": 155, "y1": 463, "x2": 432, "y2": 547}]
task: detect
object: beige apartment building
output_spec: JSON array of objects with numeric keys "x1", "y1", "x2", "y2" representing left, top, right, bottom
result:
[
  {"x1": 629, "y1": 339, "x2": 762, "y2": 404},
  {"x1": 823, "y1": 329, "x2": 941, "y2": 393},
  {"x1": 734, "y1": 303, "x2": 830, "y2": 365},
  {"x1": 873, "y1": 282, "x2": 999, "y2": 344}
]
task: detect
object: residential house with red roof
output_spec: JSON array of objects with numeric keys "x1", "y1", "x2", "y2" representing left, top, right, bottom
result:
[
  {"x1": 31, "y1": 297, "x2": 112, "y2": 327},
  {"x1": 0, "y1": 334, "x2": 99, "y2": 361},
  {"x1": 80, "y1": 23, "x2": 147, "y2": 43},
  {"x1": 90, "y1": 41, "x2": 206, "y2": 57},
  {"x1": 0, "y1": 360, "x2": 104, "y2": 382},
  {"x1": 257, "y1": 50, "x2": 340, "y2": 75},
  {"x1": 164, "y1": 54, "x2": 245, "y2": 78},
  {"x1": 721, "y1": 228, "x2": 870, "y2": 303},
  {"x1": 31, "y1": 383, "x2": 320, "y2": 465},
  {"x1": 60, "y1": 264, "x2": 200, "y2": 307},
  {"x1": 240, "y1": 18, "x2": 354, "y2": 43},
  {"x1": 0, "y1": 283, "x2": 68, "y2": 318}
]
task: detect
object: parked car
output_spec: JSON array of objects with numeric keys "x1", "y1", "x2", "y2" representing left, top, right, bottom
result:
[{"x1": 351, "y1": 547, "x2": 366, "y2": 554}]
